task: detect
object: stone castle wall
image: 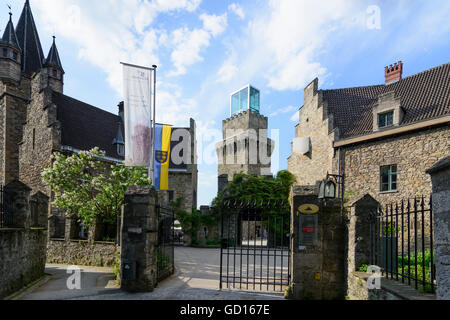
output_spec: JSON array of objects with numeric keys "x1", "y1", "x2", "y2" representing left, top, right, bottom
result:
[
  {"x1": 288, "y1": 79, "x2": 336, "y2": 186},
  {"x1": 0, "y1": 228, "x2": 47, "y2": 299},
  {"x1": 46, "y1": 239, "x2": 117, "y2": 267},
  {"x1": 0, "y1": 84, "x2": 29, "y2": 185},
  {"x1": 19, "y1": 74, "x2": 61, "y2": 196},
  {"x1": 341, "y1": 125, "x2": 450, "y2": 207}
]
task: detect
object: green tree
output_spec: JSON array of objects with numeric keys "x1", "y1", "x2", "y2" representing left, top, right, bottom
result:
[
  {"x1": 212, "y1": 170, "x2": 296, "y2": 209},
  {"x1": 211, "y1": 171, "x2": 296, "y2": 242},
  {"x1": 42, "y1": 148, "x2": 151, "y2": 226},
  {"x1": 171, "y1": 198, "x2": 220, "y2": 244}
]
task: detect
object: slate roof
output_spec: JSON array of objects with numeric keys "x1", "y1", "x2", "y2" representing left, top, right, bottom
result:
[
  {"x1": 1, "y1": 14, "x2": 21, "y2": 50},
  {"x1": 53, "y1": 92, "x2": 123, "y2": 160},
  {"x1": 44, "y1": 37, "x2": 64, "y2": 72},
  {"x1": 15, "y1": 0, "x2": 45, "y2": 75},
  {"x1": 322, "y1": 62, "x2": 450, "y2": 139}
]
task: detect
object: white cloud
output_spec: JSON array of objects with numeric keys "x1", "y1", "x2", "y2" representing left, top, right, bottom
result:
[
  {"x1": 228, "y1": 3, "x2": 245, "y2": 20},
  {"x1": 211, "y1": 0, "x2": 369, "y2": 92},
  {"x1": 200, "y1": 13, "x2": 228, "y2": 37},
  {"x1": 216, "y1": 63, "x2": 238, "y2": 83},
  {"x1": 168, "y1": 27, "x2": 211, "y2": 76},
  {"x1": 269, "y1": 105, "x2": 296, "y2": 117},
  {"x1": 290, "y1": 112, "x2": 299, "y2": 123},
  {"x1": 168, "y1": 13, "x2": 228, "y2": 76}
]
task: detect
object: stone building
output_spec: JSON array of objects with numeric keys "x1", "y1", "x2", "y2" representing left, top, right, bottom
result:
[
  {"x1": 0, "y1": 1, "x2": 197, "y2": 263},
  {"x1": 216, "y1": 85, "x2": 274, "y2": 191},
  {"x1": 288, "y1": 61, "x2": 450, "y2": 207}
]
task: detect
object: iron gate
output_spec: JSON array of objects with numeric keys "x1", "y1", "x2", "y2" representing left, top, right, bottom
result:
[
  {"x1": 219, "y1": 200, "x2": 291, "y2": 292},
  {"x1": 157, "y1": 205, "x2": 175, "y2": 282},
  {"x1": 368, "y1": 196, "x2": 435, "y2": 293}
]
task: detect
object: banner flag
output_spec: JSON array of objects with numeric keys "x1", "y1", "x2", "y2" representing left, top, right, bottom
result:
[
  {"x1": 154, "y1": 124, "x2": 172, "y2": 190},
  {"x1": 123, "y1": 63, "x2": 152, "y2": 167}
]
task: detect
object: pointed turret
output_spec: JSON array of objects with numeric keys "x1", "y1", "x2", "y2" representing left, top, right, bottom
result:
[
  {"x1": 41, "y1": 36, "x2": 64, "y2": 93},
  {"x1": 0, "y1": 13, "x2": 22, "y2": 83},
  {"x1": 44, "y1": 36, "x2": 64, "y2": 72},
  {"x1": 15, "y1": 0, "x2": 45, "y2": 75},
  {"x1": 2, "y1": 13, "x2": 21, "y2": 50}
]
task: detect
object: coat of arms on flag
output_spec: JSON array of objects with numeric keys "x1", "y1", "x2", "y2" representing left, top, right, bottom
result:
[
  {"x1": 154, "y1": 124, "x2": 172, "y2": 190},
  {"x1": 155, "y1": 150, "x2": 169, "y2": 164}
]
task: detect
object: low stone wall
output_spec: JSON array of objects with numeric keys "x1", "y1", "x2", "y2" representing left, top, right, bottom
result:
[
  {"x1": 0, "y1": 228, "x2": 47, "y2": 299},
  {"x1": 47, "y1": 239, "x2": 118, "y2": 267},
  {"x1": 348, "y1": 272, "x2": 435, "y2": 300}
]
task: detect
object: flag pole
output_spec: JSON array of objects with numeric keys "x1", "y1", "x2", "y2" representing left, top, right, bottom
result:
[{"x1": 151, "y1": 65, "x2": 157, "y2": 186}]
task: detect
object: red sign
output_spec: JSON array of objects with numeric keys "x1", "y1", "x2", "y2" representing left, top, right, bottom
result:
[{"x1": 302, "y1": 228, "x2": 315, "y2": 233}]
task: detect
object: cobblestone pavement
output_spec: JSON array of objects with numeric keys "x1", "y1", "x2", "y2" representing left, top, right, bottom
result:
[{"x1": 19, "y1": 247, "x2": 285, "y2": 300}]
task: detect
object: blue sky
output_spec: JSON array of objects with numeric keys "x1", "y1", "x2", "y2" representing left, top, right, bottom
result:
[{"x1": 2, "y1": 0, "x2": 449, "y2": 207}]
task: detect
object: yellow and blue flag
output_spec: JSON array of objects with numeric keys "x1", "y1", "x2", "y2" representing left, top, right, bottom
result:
[{"x1": 154, "y1": 124, "x2": 172, "y2": 190}]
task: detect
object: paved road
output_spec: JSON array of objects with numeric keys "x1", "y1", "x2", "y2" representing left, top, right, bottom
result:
[
  {"x1": 19, "y1": 264, "x2": 119, "y2": 300},
  {"x1": 19, "y1": 247, "x2": 285, "y2": 300}
]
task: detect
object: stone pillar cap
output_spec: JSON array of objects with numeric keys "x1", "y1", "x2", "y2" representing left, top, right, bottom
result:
[
  {"x1": 426, "y1": 156, "x2": 450, "y2": 175},
  {"x1": 5, "y1": 180, "x2": 32, "y2": 192},
  {"x1": 125, "y1": 185, "x2": 156, "y2": 196}
]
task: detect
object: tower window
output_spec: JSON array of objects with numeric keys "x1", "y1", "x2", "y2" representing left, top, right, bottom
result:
[
  {"x1": 13, "y1": 51, "x2": 17, "y2": 60},
  {"x1": 52, "y1": 69, "x2": 58, "y2": 77},
  {"x1": 3, "y1": 48, "x2": 8, "y2": 57},
  {"x1": 32, "y1": 129, "x2": 36, "y2": 150}
]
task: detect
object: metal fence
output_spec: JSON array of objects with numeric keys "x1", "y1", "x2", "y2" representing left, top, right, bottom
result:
[
  {"x1": 157, "y1": 204, "x2": 175, "y2": 282},
  {"x1": 219, "y1": 200, "x2": 291, "y2": 292},
  {"x1": 369, "y1": 196, "x2": 435, "y2": 293},
  {"x1": 0, "y1": 185, "x2": 12, "y2": 228}
]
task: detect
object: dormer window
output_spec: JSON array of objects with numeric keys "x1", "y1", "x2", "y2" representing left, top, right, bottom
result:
[
  {"x1": 372, "y1": 92, "x2": 403, "y2": 132},
  {"x1": 378, "y1": 111, "x2": 394, "y2": 128},
  {"x1": 3, "y1": 48, "x2": 8, "y2": 57},
  {"x1": 52, "y1": 69, "x2": 57, "y2": 77}
]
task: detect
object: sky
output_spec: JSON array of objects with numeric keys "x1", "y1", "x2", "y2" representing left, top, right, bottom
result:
[{"x1": 2, "y1": 0, "x2": 449, "y2": 207}]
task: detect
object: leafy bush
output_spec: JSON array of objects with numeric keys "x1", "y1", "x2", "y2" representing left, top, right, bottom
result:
[
  {"x1": 171, "y1": 198, "x2": 220, "y2": 243},
  {"x1": 212, "y1": 170, "x2": 296, "y2": 209},
  {"x1": 112, "y1": 251, "x2": 121, "y2": 285},
  {"x1": 359, "y1": 264, "x2": 369, "y2": 272},
  {"x1": 42, "y1": 148, "x2": 151, "y2": 227},
  {"x1": 157, "y1": 249, "x2": 172, "y2": 271}
]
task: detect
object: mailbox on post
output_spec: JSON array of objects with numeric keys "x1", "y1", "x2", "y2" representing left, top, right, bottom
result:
[
  {"x1": 297, "y1": 204, "x2": 319, "y2": 247},
  {"x1": 122, "y1": 260, "x2": 136, "y2": 281}
]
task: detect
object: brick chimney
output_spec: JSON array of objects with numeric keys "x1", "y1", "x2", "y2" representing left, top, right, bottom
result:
[{"x1": 385, "y1": 61, "x2": 403, "y2": 84}]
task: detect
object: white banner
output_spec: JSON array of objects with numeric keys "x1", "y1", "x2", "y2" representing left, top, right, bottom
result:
[{"x1": 123, "y1": 63, "x2": 152, "y2": 167}]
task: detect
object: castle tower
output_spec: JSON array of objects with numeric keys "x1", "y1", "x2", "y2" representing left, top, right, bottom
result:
[
  {"x1": 0, "y1": 13, "x2": 22, "y2": 83},
  {"x1": 42, "y1": 36, "x2": 64, "y2": 93},
  {"x1": 216, "y1": 85, "x2": 274, "y2": 191},
  {"x1": 15, "y1": 0, "x2": 45, "y2": 76},
  {"x1": 0, "y1": 11, "x2": 29, "y2": 185}
]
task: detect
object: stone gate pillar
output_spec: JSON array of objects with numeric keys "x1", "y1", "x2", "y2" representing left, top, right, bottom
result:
[
  {"x1": 120, "y1": 186, "x2": 158, "y2": 292},
  {"x1": 4, "y1": 180, "x2": 32, "y2": 229},
  {"x1": 347, "y1": 194, "x2": 379, "y2": 274},
  {"x1": 288, "y1": 185, "x2": 346, "y2": 300},
  {"x1": 427, "y1": 156, "x2": 450, "y2": 300}
]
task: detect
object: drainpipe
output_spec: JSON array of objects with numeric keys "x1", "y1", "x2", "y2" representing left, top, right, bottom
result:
[{"x1": 338, "y1": 148, "x2": 344, "y2": 222}]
